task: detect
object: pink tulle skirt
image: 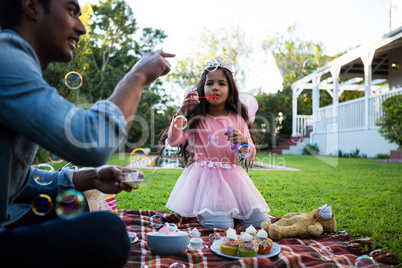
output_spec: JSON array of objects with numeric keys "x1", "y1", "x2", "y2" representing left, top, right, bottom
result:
[{"x1": 166, "y1": 161, "x2": 270, "y2": 220}]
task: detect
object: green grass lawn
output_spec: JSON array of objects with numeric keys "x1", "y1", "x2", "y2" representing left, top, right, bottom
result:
[
  {"x1": 50, "y1": 153, "x2": 134, "y2": 170},
  {"x1": 114, "y1": 153, "x2": 402, "y2": 260}
]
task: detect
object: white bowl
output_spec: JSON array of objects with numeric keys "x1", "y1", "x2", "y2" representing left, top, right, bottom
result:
[{"x1": 146, "y1": 231, "x2": 189, "y2": 255}]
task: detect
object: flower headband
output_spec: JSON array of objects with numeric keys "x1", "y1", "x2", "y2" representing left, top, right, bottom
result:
[{"x1": 204, "y1": 56, "x2": 232, "y2": 73}]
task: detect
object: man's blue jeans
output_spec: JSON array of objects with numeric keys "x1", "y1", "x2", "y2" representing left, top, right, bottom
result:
[{"x1": 0, "y1": 210, "x2": 131, "y2": 268}]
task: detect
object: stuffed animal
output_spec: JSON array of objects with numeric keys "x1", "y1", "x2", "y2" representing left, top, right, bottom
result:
[{"x1": 261, "y1": 204, "x2": 336, "y2": 241}]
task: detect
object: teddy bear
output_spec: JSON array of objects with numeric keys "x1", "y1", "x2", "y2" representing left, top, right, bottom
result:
[{"x1": 261, "y1": 204, "x2": 336, "y2": 241}]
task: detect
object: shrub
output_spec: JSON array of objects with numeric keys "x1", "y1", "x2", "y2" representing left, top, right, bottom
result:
[
  {"x1": 376, "y1": 94, "x2": 402, "y2": 150},
  {"x1": 338, "y1": 148, "x2": 366, "y2": 158},
  {"x1": 350, "y1": 148, "x2": 360, "y2": 158},
  {"x1": 302, "y1": 143, "x2": 319, "y2": 155},
  {"x1": 338, "y1": 150, "x2": 349, "y2": 158},
  {"x1": 376, "y1": 153, "x2": 390, "y2": 159},
  {"x1": 33, "y1": 146, "x2": 50, "y2": 164}
]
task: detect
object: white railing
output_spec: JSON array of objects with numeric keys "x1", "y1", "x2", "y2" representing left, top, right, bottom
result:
[
  {"x1": 315, "y1": 105, "x2": 335, "y2": 134},
  {"x1": 338, "y1": 98, "x2": 365, "y2": 131},
  {"x1": 293, "y1": 87, "x2": 402, "y2": 134},
  {"x1": 294, "y1": 115, "x2": 313, "y2": 136},
  {"x1": 369, "y1": 87, "x2": 402, "y2": 128}
]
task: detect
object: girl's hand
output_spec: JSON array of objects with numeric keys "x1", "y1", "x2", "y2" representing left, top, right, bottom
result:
[
  {"x1": 225, "y1": 128, "x2": 248, "y2": 145},
  {"x1": 177, "y1": 87, "x2": 199, "y2": 115}
]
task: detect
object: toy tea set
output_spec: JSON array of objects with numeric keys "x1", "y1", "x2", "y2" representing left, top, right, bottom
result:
[
  {"x1": 146, "y1": 223, "x2": 204, "y2": 255},
  {"x1": 144, "y1": 204, "x2": 337, "y2": 259}
]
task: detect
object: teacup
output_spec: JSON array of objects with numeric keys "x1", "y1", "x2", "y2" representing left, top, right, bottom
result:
[
  {"x1": 190, "y1": 238, "x2": 203, "y2": 249},
  {"x1": 122, "y1": 172, "x2": 143, "y2": 188},
  {"x1": 123, "y1": 171, "x2": 140, "y2": 181},
  {"x1": 127, "y1": 232, "x2": 137, "y2": 243}
]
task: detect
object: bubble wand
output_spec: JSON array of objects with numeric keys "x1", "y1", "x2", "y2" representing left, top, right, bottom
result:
[{"x1": 190, "y1": 94, "x2": 217, "y2": 101}]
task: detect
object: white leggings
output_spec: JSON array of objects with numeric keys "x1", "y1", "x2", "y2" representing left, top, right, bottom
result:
[{"x1": 200, "y1": 209, "x2": 270, "y2": 230}]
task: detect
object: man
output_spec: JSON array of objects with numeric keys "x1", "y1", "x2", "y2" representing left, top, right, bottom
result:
[{"x1": 0, "y1": 0, "x2": 175, "y2": 267}]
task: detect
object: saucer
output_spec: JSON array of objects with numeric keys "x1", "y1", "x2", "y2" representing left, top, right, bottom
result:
[
  {"x1": 187, "y1": 243, "x2": 207, "y2": 250},
  {"x1": 121, "y1": 179, "x2": 144, "y2": 188}
]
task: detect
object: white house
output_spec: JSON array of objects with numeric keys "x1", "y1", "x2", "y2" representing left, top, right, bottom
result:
[{"x1": 287, "y1": 25, "x2": 402, "y2": 157}]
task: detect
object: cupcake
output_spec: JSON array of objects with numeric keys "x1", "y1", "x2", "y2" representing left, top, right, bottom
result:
[
  {"x1": 256, "y1": 229, "x2": 273, "y2": 254},
  {"x1": 238, "y1": 233, "x2": 258, "y2": 257},
  {"x1": 246, "y1": 225, "x2": 257, "y2": 238},
  {"x1": 220, "y1": 228, "x2": 240, "y2": 256}
]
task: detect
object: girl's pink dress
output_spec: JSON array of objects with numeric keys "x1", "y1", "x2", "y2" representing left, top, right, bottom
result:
[{"x1": 166, "y1": 112, "x2": 270, "y2": 220}]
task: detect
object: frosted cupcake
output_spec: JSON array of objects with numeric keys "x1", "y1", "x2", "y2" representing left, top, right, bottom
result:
[
  {"x1": 256, "y1": 229, "x2": 273, "y2": 254},
  {"x1": 238, "y1": 233, "x2": 258, "y2": 257},
  {"x1": 246, "y1": 225, "x2": 257, "y2": 238},
  {"x1": 220, "y1": 228, "x2": 240, "y2": 256}
]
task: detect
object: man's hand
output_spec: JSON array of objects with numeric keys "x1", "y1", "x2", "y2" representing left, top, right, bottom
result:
[
  {"x1": 73, "y1": 165, "x2": 144, "y2": 194},
  {"x1": 108, "y1": 51, "x2": 175, "y2": 130},
  {"x1": 126, "y1": 51, "x2": 176, "y2": 86}
]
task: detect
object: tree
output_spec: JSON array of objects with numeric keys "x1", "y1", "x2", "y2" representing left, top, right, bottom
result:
[
  {"x1": 166, "y1": 26, "x2": 252, "y2": 91},
  {"x1": 35, "y1": 0, "x2": 172, "y2": 163},
  {"x1": 254, "y1": 25, "x2": 334, "y2": 149},
  {"x1": 376, "y1": 94, "x2": 402, "y2": 150},
  {"x1": 263, "y1": 25, "x2": 333, "y2": 115},
  {"x1": 42, "y1": 3, "x2": 93, "y2": 104}
]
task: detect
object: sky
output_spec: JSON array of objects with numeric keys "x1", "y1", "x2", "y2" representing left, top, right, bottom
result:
[{"x1": 80, "y1": 0, "x2": 388, "y2": 96}]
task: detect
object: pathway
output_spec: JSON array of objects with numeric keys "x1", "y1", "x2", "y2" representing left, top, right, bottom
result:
[{"x1": 126, "y1": 155, "x2": 300, "y2": 171}]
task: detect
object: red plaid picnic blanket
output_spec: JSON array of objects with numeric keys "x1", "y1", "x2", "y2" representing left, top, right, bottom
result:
[{"x1": 121, "y1": 210, "x2": 399, "y2": 268}]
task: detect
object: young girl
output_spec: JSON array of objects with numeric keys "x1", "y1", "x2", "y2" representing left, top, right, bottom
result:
[{"x1": 159, "y1": 57, "x2": 270, "y2": 229}]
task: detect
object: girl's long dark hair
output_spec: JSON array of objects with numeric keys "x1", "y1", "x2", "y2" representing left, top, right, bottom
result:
[{"x1": 158, "y1": 67, "x2": 258, "y2": 170}]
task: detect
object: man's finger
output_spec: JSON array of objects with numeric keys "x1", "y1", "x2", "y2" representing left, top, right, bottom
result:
[{"x1": 158, "y1": 52, "x2": 176, "y2": 58}]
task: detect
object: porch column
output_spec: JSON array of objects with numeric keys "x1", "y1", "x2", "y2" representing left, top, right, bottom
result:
[
  {"x1": 311, "y1": 74, "x2": 321, "y2": 143},
  {"x1": 291, "y1": 84, "x2": 298, "y2": 134},
  {"x1": 312, "y1": 75, "x2": 321, "y2": 121},
  {"x1": 330, "y1": 66, "x2": 341, "y2": 124},
  {"x1": 361, "y1": 50, "x2": 375, "y2": 130}
]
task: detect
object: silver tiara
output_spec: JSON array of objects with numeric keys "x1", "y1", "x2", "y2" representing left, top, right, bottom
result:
[{"x1": 204, "y1": 56, "x2": 232, "y2": 72}]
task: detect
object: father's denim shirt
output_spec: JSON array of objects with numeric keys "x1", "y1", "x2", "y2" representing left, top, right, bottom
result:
[{"x1": 0, "y1": 30, "x2": 128, "y2": 230}]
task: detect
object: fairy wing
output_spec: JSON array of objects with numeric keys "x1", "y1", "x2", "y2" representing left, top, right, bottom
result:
[{"x1": 239, "y1": 92, "x2": 258, "y2": 123}]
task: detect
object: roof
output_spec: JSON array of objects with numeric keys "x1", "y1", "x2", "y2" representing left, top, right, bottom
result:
[{"x1": 293, "y1": 26, "x2": 402, "y2": 87}]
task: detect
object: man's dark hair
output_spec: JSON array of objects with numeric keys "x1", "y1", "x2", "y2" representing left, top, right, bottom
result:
[{"x1": 0, "y1": 0, "x2": 51, "y2": 30}]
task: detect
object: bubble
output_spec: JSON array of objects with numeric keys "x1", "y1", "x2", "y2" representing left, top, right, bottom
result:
[
  {"x1": 208, "y1": 233, "x2": 222, "y2": 243},
  {"x1": 32, "y1": 194, "x2": 53, "y2": 216},
  {"x1": 49, "y1": 153, "x2": 63, "y2": 164},
  {"x1": 65, "y1": 71, "x2": 83, "y2": 89},
  {"x1": 55, "y1": 189, "x2": 85, "y2": 220},
  {"x1": 209, "y1": 94, "x2": 217, "y2": 101},
  {"x1": 205, "y1": 59, "x2": 218, "y2": 72},
  {"x1": 207, "y1": 134, "x2": 219, "y2": 146},
  {"x1": 169, "y1": 263, "x2": 186, "y2": 268},
  {"x1": 34, "y1": 163, "x2": 55, "y2": 186},
  {"x1": 354, "y1": 256, "x2": 377, "y2": 267},
  {"x1": 173, "y1": 115, "x2": 188, "y2": 130},
  {"x1": 291, "y1": 132, "x2": 302, "y2": 143},
  {"x1": 303, "y1": 58, "x2": 319, "y2": 74},
  {"x1": 150, "y1": 214, "x2": 163, "y2": 229},
  {"x1": 319, "y1": 246, "x2": 334, "y2": 255},
  {"x1": 238, "y1": 144, "x2": 251, "y2": 158}
]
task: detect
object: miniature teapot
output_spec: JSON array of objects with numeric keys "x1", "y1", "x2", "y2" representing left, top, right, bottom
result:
[{"x1": 164, "y1": 222, "x2": 178, "y2": 233}]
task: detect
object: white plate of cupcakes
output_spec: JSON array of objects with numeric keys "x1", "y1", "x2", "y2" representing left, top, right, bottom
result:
[{"x1": 210, "y1": 227, "x2": 281, "y2": 259}]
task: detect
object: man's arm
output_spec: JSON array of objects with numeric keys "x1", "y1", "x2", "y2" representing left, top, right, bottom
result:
[{"x1": 108, "y1": 52, "x2": 175, "y2": 131}]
